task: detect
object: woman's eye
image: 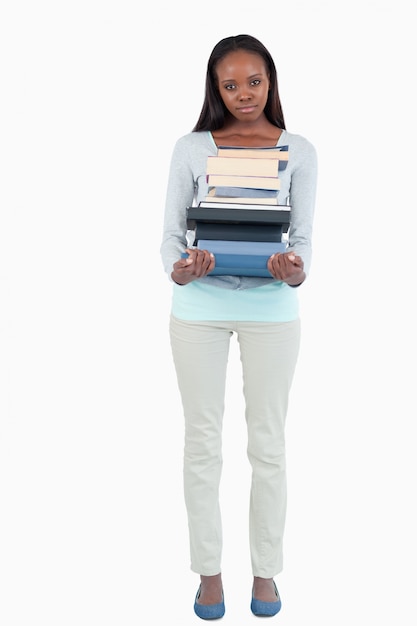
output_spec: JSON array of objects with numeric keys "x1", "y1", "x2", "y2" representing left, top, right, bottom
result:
[
  {"x1": 225, "y1": 84, "x2": 236, "y2": 90},
  {"x1": 251, "y1": 79, "x2": 261, "y2": 86}
]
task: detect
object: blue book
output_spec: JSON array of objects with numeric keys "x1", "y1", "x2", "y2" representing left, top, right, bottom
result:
[
  {"x1": 213, "y1": 253, "x2": 275, "y2": 269},
  {"x1": 209, "y1": 266, "x2": 273, "y2": 277},
  {"x1": 197, "y1": 240, "x2": 286, "y2": 255},
  {"x1": 211, "y1": 187, "x2": 279, "y2": 199},
  {"x1": 181, "y1": 252, "x2": 278, "y2": 277}
]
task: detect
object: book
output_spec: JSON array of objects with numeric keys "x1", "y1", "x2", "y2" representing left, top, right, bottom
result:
[
  {"x1": 193, "y1": 222, "x2": 284, "y2": 243},
  {"x1": 197, "y1": 239, "x2": 287, "y2": 255},
  {"x1": 207, "y1": 174, "x2": 280, "y2": 191},
  {"x1": 216, "y1": 146, "x2": 289, "y2": 171},
  {"x1": 205, "y1": 186, "x2": 279, "y2": 201},
  {"x1": 186, "y1": 207, "x2": 291, "y2": 228},
  {"x1": 202, "y1": 194, "x2": 279, "y2": 205},
  {"x1": 209, "y1": 266, "x2": 272, "y2": 277},
  {"x1": 212, "y1": 253, "x2": 275, "y2": 269},
  {"x1": 216, "y1": 146, "x2": 289, "y2": 160},
  {"x1": 181, "y1": 252, "x2": 274, "y2": 277},
  {"x1": 198, "y1": 201, "x2": 290, "y2": 212},
  {"x1": 206, "y1": 156, "x2": 280, "y2": 177}
]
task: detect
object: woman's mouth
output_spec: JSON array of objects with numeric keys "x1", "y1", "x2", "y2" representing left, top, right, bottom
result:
[{"x1": 237, "y1": 105, "x2": 257, "y2": 113}]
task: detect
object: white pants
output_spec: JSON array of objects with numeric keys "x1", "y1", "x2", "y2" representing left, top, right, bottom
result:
[{"x1": 169, "y1": 314, "x2": 301, "y2": 578}]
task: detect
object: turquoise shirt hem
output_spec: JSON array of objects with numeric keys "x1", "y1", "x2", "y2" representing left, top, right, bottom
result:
[{"x1": 171, "y1": 281, "x2": 299, "y2": 322}]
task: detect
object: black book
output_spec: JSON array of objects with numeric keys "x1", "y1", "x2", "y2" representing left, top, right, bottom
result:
[
  {"x1": 193, "y1": 222, "x2": 283, "y2": 243},
  {"x1": 186, "y1": 207, "x2": 291, "y2": 228}
]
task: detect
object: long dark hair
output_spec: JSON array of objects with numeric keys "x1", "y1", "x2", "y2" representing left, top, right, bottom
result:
[{"x1": 193, "y1": 34, "x2": 286, "y2": 132}]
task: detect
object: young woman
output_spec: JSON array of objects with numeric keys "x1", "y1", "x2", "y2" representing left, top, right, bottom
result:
[{"x1": 160, "y1": 34, "x2": 317, "y2": 619}]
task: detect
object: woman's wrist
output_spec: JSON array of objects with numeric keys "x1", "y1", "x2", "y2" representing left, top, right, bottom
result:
[
  {"x1": 171, "y1": 271, "x2": 192, "y2": 286},
  {"x1": 286, "y1": 271, "x2": 306, "y2": 287},
  {"x1": 171, "y1": 272, "x2": 185, "y2": 285}
]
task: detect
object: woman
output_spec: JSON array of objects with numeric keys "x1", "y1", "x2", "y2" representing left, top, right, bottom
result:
[{"x1": 160, "y1": 34, "x2": 317, "y2": 619}]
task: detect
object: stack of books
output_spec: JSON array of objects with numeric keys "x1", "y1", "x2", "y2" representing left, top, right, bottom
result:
[
  {"x1": 203, "y1": 145, "x2": 288, "y2": 205},
  {"x1": 184, "y1": 146, "x2": 291, "y2": 277}
]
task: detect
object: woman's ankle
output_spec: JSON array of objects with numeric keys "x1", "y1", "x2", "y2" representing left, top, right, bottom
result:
[{"x1": 198, "y1": 573, "x2": 223, "y2": 604}]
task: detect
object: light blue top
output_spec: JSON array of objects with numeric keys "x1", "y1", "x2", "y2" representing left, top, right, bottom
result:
[
  {"x1": 171, "y1": 280, "x2": 299, "y2": 322},
  {"x1": 160, "y1": 130, "x2": 317, "y2": 321}
]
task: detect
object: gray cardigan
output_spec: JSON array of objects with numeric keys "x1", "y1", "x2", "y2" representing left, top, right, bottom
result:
[{"x1": 160, "y1": 130, "x2": 317, "y2": 290}]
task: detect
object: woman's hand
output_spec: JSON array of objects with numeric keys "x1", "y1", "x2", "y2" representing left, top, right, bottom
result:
[
  {"x1": 267, "y1": 251, "x2": 306, "y2": 286},
  {"x1": 171, "y1": 248, "x2": 215, "y2": 285}
]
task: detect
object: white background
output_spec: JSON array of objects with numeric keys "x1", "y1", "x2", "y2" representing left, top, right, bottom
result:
[{"x1": 1, "y1": 1, "x2": 416, "y2": 624}]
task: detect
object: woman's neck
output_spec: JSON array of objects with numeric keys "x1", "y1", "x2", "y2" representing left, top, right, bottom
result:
[{"x1": 211, "y1": 118, "x2": 282, "y2": 147}]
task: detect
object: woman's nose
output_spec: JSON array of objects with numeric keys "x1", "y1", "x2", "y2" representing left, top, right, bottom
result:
[{"x1": 239, "y1": 89, "x2": 252, "y2": 100}]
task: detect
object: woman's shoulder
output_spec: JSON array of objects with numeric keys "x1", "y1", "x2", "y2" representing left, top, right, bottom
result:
[
  {"x1": 282, "y1": 130, "x2": 317, "y2": 163},
  {"x1": 282, "y1": 130, "x2": 315, "y2": 150},
  {"x1": 174, "y1": 130, "x2": 213, "y2": 150}
]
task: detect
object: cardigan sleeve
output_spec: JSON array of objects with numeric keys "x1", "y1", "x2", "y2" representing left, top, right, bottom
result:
[
  {"x1": 160, "y1": 136, "x2": 197, "y2": 278},
  {"x1": 286, "y1": 138, "x2": 318, "y2": 276}
]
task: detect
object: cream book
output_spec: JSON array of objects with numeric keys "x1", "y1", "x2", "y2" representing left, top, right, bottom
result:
[
  {"x1": 207, "y1": 174, "x2": 280, "y2": 191},
  {"x1": 206, "y1": 156, "x2": 279, "y2": 178},
  {"x1": 216, "y1": 147, "x2": 289, "y2": 162},
  {"x1": 202, "y1": 194, "x2": 279, "y2": 205}
]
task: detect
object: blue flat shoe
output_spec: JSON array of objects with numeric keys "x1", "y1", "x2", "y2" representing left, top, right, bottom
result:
[
  {"x1": 250, "y1": 581, "x2": 282, "y2": 617},
  {"x1": 194, "y1": 585, "x2": 225, "y2": 620}
]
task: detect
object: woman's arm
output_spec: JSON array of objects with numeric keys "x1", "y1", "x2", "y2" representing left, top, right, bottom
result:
[
  {"x1": 286, "y1": 139, "x2": 318, "y2": 279},
  {"x1": 160, "y1": 137, "x2": 197, "y2": 280}
]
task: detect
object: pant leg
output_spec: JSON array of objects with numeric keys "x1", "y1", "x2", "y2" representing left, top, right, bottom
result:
[
  {"x1": 237, "y1": 319, "x2": 301, "y2": 578},
  {"x1": 169, "y1": 315, "x2": 233, "y2": 576}
]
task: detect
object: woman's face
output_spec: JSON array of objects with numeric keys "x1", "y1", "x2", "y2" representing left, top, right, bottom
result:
[{"x1": 215, "y1": 49, "x2": 270, "y2": 123}]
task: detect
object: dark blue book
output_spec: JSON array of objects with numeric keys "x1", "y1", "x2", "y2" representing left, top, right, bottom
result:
[
  {"x1": 186, "y1": 207, "x2": 291, "y2": 228},
  {"x1": 193, "y1": 222, "x2": 283, "y2": 243}
]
